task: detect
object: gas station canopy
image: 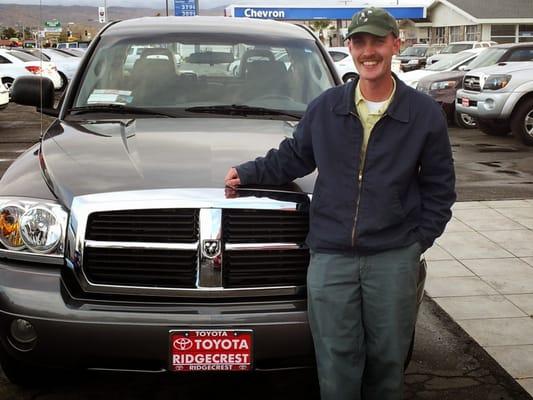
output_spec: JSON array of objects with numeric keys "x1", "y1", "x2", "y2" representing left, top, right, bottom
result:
[{"x1": 224, "y1": 5, "x2": 426, "y2": 20}]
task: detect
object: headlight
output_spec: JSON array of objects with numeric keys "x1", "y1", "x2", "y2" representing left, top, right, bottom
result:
[
  {"x1": 20, "y1": 206, "x2": 63, "y2": 253},
  {"x1": 0, "y1": 198, "x2": 67, "y2": 259},
  {"x1": 483, "y1": 74, "x2": 511, "y2": 90},
  {"x1": 430, "y1": 80, "x2": 458, "y2": 91},
  {"x1": 407, "y1": 59, "x2": 419, "y2": 65},
  {"x1": 0, "y1": 204, "x2": 25, "y2": 250}
]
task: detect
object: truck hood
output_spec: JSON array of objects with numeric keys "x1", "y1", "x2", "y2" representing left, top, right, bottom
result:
[
  {"x1": 418, "y1": 70, "x2": 464, "y2": 84},
  {"x1": 38, "y1": 117, "x2": 316, "y2": 207},
  {"x1": 464, "y1": 61, "x2": 533, "y2": 76}
]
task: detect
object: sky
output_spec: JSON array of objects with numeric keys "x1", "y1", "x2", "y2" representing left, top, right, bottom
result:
[{"x1": 0, "y1": 0, "x2": 433, "y2": 10}]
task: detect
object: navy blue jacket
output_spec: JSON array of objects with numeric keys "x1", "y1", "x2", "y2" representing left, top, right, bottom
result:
[{"x1": 236, "y1": 77, "x2": 456, "y2": 255}]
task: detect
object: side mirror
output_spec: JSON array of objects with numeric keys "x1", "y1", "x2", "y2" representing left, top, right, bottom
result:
[{"x1": 11, "y1": 76, "x2": 59, "y2": 117}]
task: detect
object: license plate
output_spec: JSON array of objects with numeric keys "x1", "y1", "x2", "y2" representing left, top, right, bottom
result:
[
  {"x1": 462, "y1": 98, "x2": 470, "y2": 107},
  {"x1": 169, "y1": 330, "x2": 253, "y2": 372}
]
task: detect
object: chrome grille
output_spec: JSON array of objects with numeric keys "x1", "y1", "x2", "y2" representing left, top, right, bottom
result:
[
  {"x1": 70, "y1": 189, "x2": 311, "y2": 299},
  {"x1": 84, "y1": 248, "x2": 197, "y2": 287},
  {"x1": 223, "y1": 249, "x2": 309, "y2": 288},
  {"x1": 86, "y1": 209, "x2": 198, "y2": 243},
  {"x1": 223, "y1": 209, "x2": 308, "y2": 243},
  {"x1": 463, "y1": 75, "x2": 481, "y2": 91}
]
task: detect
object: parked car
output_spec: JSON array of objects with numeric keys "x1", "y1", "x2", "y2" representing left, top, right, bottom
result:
[
  {"x1": 15, "y1": 48, "x2": 81, "y2": 90},
  {"x1": 0, "y1": 74, "x2": 8, "y2": 109},
  {"x1": 327, "y1": 46, "x2": 358, "y2": 82},
  {"x1": 427, "y1": 41, "x2": 496, "y2": 65},
  {"x1": 456, "y1": 61, "x2": 533, "y2": 145},
  {"x1": 2, "y1": 16, "x2": 427, "y2": 385},
  {"x1": 0, "y1": 48, "x2": 62, "y2": 90},
  {"x1": 396, "y1": 43, "x2": 445, "y2": 72},
  {"x1": 417, "y1": 43, "x2": 533, "y2": 129},
  {"x1": 398, "y1": 47, "x2": 486, "y2": 89}
]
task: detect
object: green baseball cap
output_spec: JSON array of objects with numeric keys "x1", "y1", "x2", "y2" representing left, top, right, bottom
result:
[{"x1": 345, "y1": 7, "x2": 399, "y2": 39}]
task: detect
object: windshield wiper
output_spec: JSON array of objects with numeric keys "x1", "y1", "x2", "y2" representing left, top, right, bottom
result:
[
  {"x1": 185, "y1": 104, "x2": 302, "y2": 120},
  {"x1": 68, "y1": 104, "x2": 174, "y2": 118}
]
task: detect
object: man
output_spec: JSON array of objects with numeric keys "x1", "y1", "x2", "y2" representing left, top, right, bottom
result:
[{"x1": 225, "y1": 7, "x2": 455, "y2": 400}]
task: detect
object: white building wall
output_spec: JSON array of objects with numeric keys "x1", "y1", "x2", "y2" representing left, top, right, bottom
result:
[{"x1": 429, "y1": 2, "x2": 475, "y2": 27}]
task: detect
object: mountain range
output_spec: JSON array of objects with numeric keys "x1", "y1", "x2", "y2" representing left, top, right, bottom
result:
[{"x1": 0, "y1": 3, "x2": 226, "y2": 30}]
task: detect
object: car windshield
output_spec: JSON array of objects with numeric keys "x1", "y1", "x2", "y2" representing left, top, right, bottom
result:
[
  {"x1": 465, "y1": 48, "x2": 507, "y2": 70},
  {"x1": 400, "y1": 47, "x2": 427, "y2": 57},
  {"x1": 440, "y1": 43, "x2": 473, "y2": 54},
  {"x1": 425, "y1": 51, "x2": 475, "y2": 71},
  {"x1": 73, "y1": 33, "x2": 335, "y2": 115}
]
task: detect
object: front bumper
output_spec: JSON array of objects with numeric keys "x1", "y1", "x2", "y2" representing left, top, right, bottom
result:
[
  {"x1": 455, "y1": 89, "x2": 512, "y2": 119},
  {"x1": 0, "y1": 259, "x2": 314, "y2": 372}
]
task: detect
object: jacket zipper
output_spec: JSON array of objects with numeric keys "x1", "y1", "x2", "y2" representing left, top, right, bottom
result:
[{"x1": 350, "y1": 111, "x2": 387, "y2": 247}]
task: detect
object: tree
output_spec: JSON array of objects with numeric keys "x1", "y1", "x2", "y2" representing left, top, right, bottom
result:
[
  {"x1": 310, "y1": 20, "x2": 332, "y2": 44},
  {"x1": 2, "y1": 27, "x2": 17, "y2": 40}
]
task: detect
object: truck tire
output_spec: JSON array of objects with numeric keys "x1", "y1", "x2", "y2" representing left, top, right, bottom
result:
[
  {"x1": 454, "y1": 111, "x2": 478, "y2": 129},
  {"x1": 477, "y1": 119, "x2": 511, "y2": 136},
  {"x1": 0, "y1": 346, "x2": 63, "y2": 387},
  {"x1": 511, "y1": 98, "x2": 533, "y2": 146},
  {"x1": 342, "y1": 73, "x2": 357, "y2": 83}
]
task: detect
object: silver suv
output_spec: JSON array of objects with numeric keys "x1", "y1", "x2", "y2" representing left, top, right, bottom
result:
[{"x1": 456, "y1": 61, "x2": 533, "y2": 145}]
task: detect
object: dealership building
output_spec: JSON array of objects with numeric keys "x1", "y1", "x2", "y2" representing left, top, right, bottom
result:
[{"x1": 224, "y1": 0, "x2": 533, "y2": 46}]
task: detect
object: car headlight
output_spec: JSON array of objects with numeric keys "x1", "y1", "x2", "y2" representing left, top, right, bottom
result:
[
  {"x1": 430, "y1": 80, "x2": 458, "y2": 91},
  {"x1": 0, "y1": 198, "x2": 67, "y2": 260},
  {"x1": 483, "y1": 74, "x2": 511, "y2": 90},
  {"x1": 407, "y1": 59, "x2": 419, "y2": 65}
]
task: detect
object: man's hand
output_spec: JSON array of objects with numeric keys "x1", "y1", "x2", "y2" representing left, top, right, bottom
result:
[{"x1": 225, "y1": 167, "x2": 241, "y2": 188}]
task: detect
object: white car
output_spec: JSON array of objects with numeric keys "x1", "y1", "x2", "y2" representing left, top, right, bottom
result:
[
  {"x1": 427, "y1": 41, "x2": 496, "y2": 65},
  {"x1": 0, "y1": 49, "x2": 62, "y2": 91},
  {"x1": 328, "y1": 47, "x2": 358, "y2": 82},
  {"x1": 0, "y1": 73, "x2": 8, "y2": 109},
  {"x1": 41, "y1": 48, "x2": 81, "y2": 88},
  {"x1": 398, "y1": 48, "x2": 486, "y2": 88}
]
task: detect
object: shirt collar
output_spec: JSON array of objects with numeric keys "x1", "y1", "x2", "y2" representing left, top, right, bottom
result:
[{"x1": 355, "y1": 77, "x2": 396, "y2": 112}]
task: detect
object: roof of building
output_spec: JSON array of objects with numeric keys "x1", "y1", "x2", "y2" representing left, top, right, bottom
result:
[{"x1": 435, "y1": 0, "x2": 533, "y2": 19}]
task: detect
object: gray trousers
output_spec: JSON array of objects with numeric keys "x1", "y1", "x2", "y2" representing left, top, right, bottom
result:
[{"x1": 307, "y1": 242, "x2": 422, "y2": 400}]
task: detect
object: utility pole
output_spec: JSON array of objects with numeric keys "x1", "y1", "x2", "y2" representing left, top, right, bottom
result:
[{"x1": 166, "y1": 0, "x2": 169, "y2": 16}]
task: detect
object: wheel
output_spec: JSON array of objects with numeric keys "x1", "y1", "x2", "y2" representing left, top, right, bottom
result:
[
  {"x1": 1, "y1": 77, "x2": 14, "y2": 91},
  {"x1": 511, "y1": 98, "x2": 533, "y2": 146},
  {"x1": 454, "y1": 111, "x2": 478, "y2": 129},
  {"x1": 342, "y1": 73, "x2": 357, "y2": 83},
  {"x1": 477, "y1": 119, "x2": 511, "y2": 136},
  {"x1": 56, "y1": 72, "x2": 68, "y2": 91}
]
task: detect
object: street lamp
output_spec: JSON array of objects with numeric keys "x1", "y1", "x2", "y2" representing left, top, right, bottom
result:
[{"x1": 166, "y1": 0, "x2": 169, "y2": 16}]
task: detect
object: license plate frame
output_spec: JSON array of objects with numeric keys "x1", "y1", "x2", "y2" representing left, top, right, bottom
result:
[
  {"x1": 462, "y1": 97, "x2": 470, "y2": 107},
  {"x1": 169, "y1": 329, "x2": 253, "y2": 372}
]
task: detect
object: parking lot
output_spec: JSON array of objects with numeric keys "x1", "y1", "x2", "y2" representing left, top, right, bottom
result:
[{"x1": 1, "y1": 101, "x2": 533, "y2": 399}]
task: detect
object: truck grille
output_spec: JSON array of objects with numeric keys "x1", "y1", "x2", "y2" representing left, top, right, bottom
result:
[
  {"x1": 223, "y1": 209, "x2": 308, "y2": 243},
  {"x1": 223, "y1": 249, "x2": 309, "y2": 288},
  {"x1": 78, "y1": 199, "x2": 310, "y2": 297},
  {"x1": 463, "y1": 75, "x2": 481, "y2": 91},
  {"x1": 86, "y1": 209, "x2": 198, "y2": 243},
  {"x1": 84, "y1": 248, "x2": 197, "y2": 287}
]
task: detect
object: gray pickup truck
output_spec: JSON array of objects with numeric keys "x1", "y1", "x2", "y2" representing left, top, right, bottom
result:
[{"x1": 456, "y1": 61, "x2": 533, "y2": 145}]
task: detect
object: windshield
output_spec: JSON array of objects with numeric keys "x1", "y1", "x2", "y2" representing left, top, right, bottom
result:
[
  {"x1": 440, "y1": 43, "x2": 473, "y2": 54},
  {"x1": 426, "y1": 51, "x2": 475, "y2": 71},
  {"x1": 400, "y1": 47, "x2": 427, "y2": 57},
  {"x1": 464, "y1": 48, "x2": 507, "y2": 70},
  {"x1": 73, "y1": 33, "x2": 335, "y2": 115}
]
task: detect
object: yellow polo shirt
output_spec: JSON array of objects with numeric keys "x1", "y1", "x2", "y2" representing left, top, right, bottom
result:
[{"x1": 355, "y1": 78, "x2": 396, "y2": 155}]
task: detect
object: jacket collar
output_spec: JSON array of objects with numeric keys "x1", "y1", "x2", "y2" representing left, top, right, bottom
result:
[{"x1": 332, "y1": 73, "x2": 410, "y2": 123}]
